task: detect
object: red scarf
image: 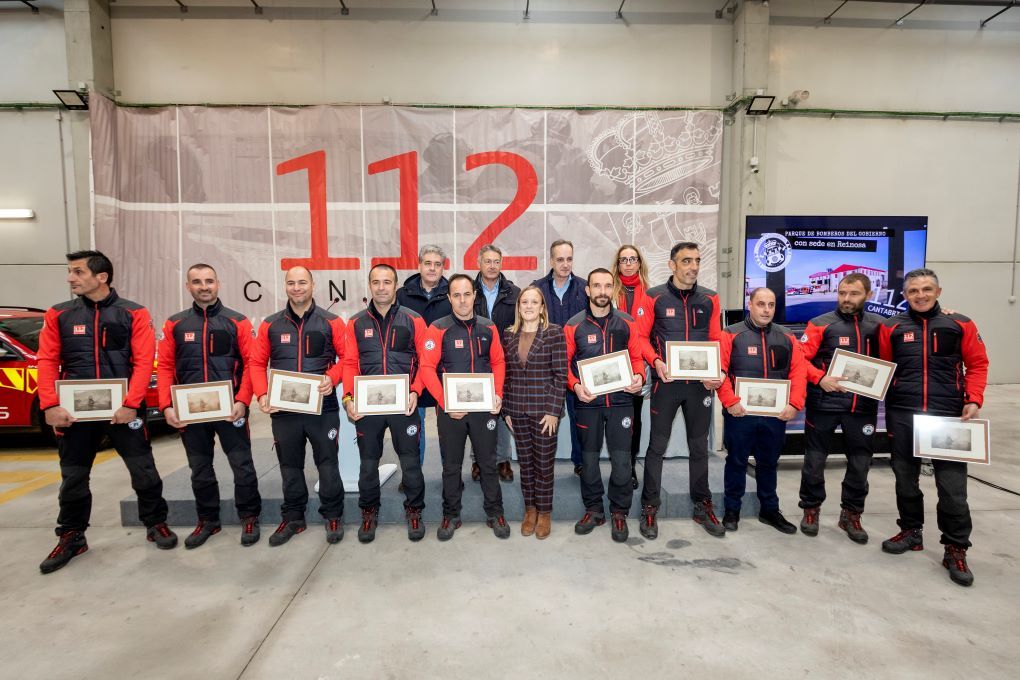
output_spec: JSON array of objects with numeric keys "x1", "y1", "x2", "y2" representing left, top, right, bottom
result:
[{"x1": 617, "y1": 273, "x2": 645, "y2": 315}]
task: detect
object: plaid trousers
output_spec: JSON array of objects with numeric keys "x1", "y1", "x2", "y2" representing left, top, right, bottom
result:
[{"x1": 509, "y1": 414, "x2": 557, "y2": 512}]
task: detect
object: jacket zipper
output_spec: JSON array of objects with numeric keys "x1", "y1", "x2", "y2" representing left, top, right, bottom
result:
[
  {"x1": 296, "y1": 317, "x2": 305, "y2": 372},
  {"x1": 94, "y1": 307, "x2": 101, "y2": 379},
  {"x1": 602, "y1": 317, "x2": 610, "y2": 407},
  {"x1": 760, "y1": 330, "x2": 768, "y2": 378},
  {"x1": 370, "y1": 315, "x2": 388, "y2": 375},
  {"x1": 851, "y1": 317, "x2": 860, "y2": 412},
  {"x1": 467, "y1": 323, "x2": 476, "y2": 373},
  {"x1": 922, "y1": 319, "x2": 928, "y2": 412},
  {"x1": 202, "y1": 307, "x2": 210, "y2": 382}
]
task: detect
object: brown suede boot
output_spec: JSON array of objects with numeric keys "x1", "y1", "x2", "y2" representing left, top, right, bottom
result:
[
  {"x1": 522, "y1": 507, "x2": 538, "y2": 536},
  {"x1": 536, "y1": 512, "x2": 552, "y2": 540}
]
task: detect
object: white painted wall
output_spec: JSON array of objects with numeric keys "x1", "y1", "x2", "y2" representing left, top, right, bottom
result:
[{"x1": 1, "y1": 0, "x2": 1019, "y2": 380}]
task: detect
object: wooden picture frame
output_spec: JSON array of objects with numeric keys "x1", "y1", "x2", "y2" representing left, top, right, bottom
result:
[
  {"x1": 442, "y1": 372, "x2": 496, "y2": 413},
  {"x1": 56, "y1": 378, "x2": 128, "y2": 422},
  {"x1": 665, "y1": 341, "x2": 722, "y2": 381},
  {"x1": 267, "y1": 369, "x2": 325, "y2": 415},
  {"x1": 353, "y1": 374, "x2": 410, "y2": 416},
  {"x1": 170, "y1": 380, "x2": 235, "y2": 424},
  {"x1": 827, "y1": 349, "x2": 896, "y2": 401},
  {"x1": 913, "y1": 415, "x2": 990, "y2": 465},
  {"x1": 577, "y1": 350, "x2": 633, "y2": 396},
  {"x1": 734, "y1": 377, "x2": 791, "y2": 417}
]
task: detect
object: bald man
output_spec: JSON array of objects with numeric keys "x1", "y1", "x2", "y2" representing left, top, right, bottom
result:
[{"x1": 250, "y1": 266, "x2": 347, "y2": 547}]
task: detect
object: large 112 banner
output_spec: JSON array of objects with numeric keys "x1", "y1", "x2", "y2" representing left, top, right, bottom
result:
[{"x1": 91, "y1": 96, "x2": 722, "y2": 329}]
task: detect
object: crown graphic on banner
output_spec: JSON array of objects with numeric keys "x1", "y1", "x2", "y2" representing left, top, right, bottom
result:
[{"x1": 587, "y1": 111, "x2": 722, "y2": 198}]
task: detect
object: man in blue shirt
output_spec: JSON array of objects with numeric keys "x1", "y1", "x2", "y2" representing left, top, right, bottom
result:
[{"x1": 532, "y1": 239, "x2": 588, "y2": 474}]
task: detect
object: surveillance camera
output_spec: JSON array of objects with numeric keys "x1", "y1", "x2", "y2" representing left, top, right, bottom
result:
[{"x1": 749, "y1": 155, "x2": 760, "y2": 173}]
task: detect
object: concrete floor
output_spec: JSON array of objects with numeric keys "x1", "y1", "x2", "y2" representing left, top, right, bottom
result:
[{"x1": 2, "y1": 387, "x2": 1019, "y2": 679}]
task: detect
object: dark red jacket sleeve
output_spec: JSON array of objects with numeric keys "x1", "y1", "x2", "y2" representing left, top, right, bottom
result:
[
  {"x1": 249, "y1": 320, "x2": 272, "y2": 399},
  {"x1": 957, "y1": 318, "x2": 989, "y2": 408},
  {"x1": 410, "y1": 316, "x2": 428, "y2": 396},
  {"x1": 37, "y1": 307, "x2": 63, "y2": 410},
  {"x1": 418, "y1": 325, "x2": 445, "y2": 410},
  {"x1": 800, "y1": 321, "x2": 827, "y2": 384},
  {"x1": 708, "y1": 293, "x2": 722, "y2": 343},
  {"x1": 325, "y1": 317, "x2": 346, "y2": 388},
  {"x1": 626, "y1": 318, "x2": 645, "y2": 382},
  {"x1": 126, "y1": 307, "x2": 156, "y2": 410},
  {"x1": 635, "y1": 294, "x2": 658, "y2": 366},
  {"x1": 563, "y1": 322, "x2": 581, "y2": 391},
  {"x1": 156, "y1": 319, "x2": 177, "y2": 411},
  {"x1": 234, "y1": 317, "x2": 256, "y2": 406},
  {"x1": 489, "y1": 327, "x2": 506, "y2": 399},
  {"x1": 787, "y1": 333, "x2": 808, "y2": 411},
  {"x1": 878, "y1": 322, "x2": 896, "y2": 363},
  {"x1": 717, "y1": 329, "x2": 738, "y2": 408}
]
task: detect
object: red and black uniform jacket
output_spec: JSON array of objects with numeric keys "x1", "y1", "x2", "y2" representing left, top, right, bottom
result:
[
  {"x1": 250, "y1": 301, "x2": 345, "y2": 412},
  {"x1": 718, "y1": 319, "x2": 807, "y2": 411},
  {"x1": 156, "y1": 299, "x2": 255, "y2": 412},
  {"x1": 342, "y1": 302, "x2": 427, "y2": 400},
  {"x1": 419, "y1": 314, "x2": 506, "y2": 411},
  {"x1": 799, "y1": 309, "x2": 884, "y2": 415},
  {"x1": 38, "y1": 289, "x2": 155, "y2": 411},
  {"x1": 878, "y1": 302, "x2": 988, "y2": 416},
  {"x1": 636, "y1": 280, "x2": 722, "y2": 379},
  {"x1": 564, "y1": 307, "x2": 644, "y2": 409}
]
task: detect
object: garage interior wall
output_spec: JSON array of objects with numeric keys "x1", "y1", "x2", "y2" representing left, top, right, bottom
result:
[{"x1": 1, "y1": 0, "x2": 1018, "y2": 380}]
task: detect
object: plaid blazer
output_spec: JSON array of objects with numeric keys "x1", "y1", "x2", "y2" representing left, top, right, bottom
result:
[{"x1": 502, "y1": 324, "x2": 567, "y2": 418}]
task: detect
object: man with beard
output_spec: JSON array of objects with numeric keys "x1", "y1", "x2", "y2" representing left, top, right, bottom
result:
[{"x1": 796, "y1": 273, "x2": 884, "y2": 543}]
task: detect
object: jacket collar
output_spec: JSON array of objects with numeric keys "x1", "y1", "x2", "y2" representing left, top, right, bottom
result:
[
  {"x1": 666, "y1": 278, "x2": 698, "y2": 299},
  {"x1": 192, "y1": 298, "x2": 223, "y2": 317},
  {"x1": 835, "y1": 307, "x2": 863, "y2": 323},
  {"x1": 475, "y1": 272, "x2": 510, "y2": 297},
  {"x1": 285, "y1": 299, "x2": 317, "y2": 324},
  {"x1": 908, "y1": 301, "x2": 941, "y2": 322},
  {"x1": 368, "y1": 300, "x2": 398, "y2": 323},
  {"x1": 80, "y1": 288, "x2": 118, "y2": 309},
  {"x1": 403, "y1": 273, "x2": 449, "y2": 300},
  {"x1": 744, "y1": 317, "x2": 773, "y2": 334}
]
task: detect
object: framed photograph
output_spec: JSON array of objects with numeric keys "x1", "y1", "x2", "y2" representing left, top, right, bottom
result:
[
  {"x1": 56, "y1": 378, "x2": 128, "y2": 421},
  {"x1": 354, "y1": 374, "x2": 409, "y2": 415},
  {"x1": 170, "y1": 380, "x2": 234, "y2": 424},
  {"x1": 665, "y1": 341, "x2": 722, "y2": 380},
  {"x1": 577, "y1": 350, "x2": 633, "y2": 396},
  {"x1": 827, "y1": 349, "x2": 896, "y2": 401},
  {"x1": 734, "y1": 377, "x2": 791, "y2": 417},
  {"x1": 913, "y1": 415, "x2": 990, "y2": 465},
  {"x1": 267, "y1": 369, "x2": 324, "y2": 415},
  {"x1": 442, "y1": 372, "x2": 496, "y2": 413}
]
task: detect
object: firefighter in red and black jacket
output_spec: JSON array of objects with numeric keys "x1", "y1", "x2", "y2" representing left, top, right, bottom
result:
[
  {"x1": 342, "y1": 264, "x2": 428, "y2": 544},
  {"x1": 37, "y1": 250, "x2": 176, "y2": 574},
  {"x1": 157, "y1": 264, "x2": 262, "y2": 549},
  {"x1": 877, "y1": 268, "x2": 988, "y2": 587},
  {"x1": 420, "y1": 274, "x2": 510, "y2": 541},
  {"x1": 796, "y1": 273, "x2": 885, "y2": 543},
  {"x1": 633, "y1": 242, "x2": 726, "y2": 539},
  {"x1": 250, "y1": 266, "x2": 345, "y2": 548},
  {"x1": 564, "y1": 269, "x2": 644, "y2": 543},
  {"x1": 717, "y1": 287, "x2": 807, "y2": 536}
]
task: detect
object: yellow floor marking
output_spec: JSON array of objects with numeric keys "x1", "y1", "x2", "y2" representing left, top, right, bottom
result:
[
  {"x1": 0, "y1": 471, "x2": 53, "y2": 483},
  {"x1": 0, "y1": 451, "x2": 118, "y2": 506},
  {"x1": 0, "y1": 453, "x2": 61, "y2": 462}
]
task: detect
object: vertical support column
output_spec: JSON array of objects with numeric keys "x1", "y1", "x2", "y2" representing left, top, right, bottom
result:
[
  {"x1": 720, "y1": 0, "x2": 770, "y2": 309},
  {"x1": 63, "y1": 0, "x2": 114, "y2": 251}
]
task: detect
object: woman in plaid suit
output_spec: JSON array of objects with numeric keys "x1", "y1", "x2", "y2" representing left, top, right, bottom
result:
[{"x1": 502, "y1": 286, "x2": 567, "y2": 539}]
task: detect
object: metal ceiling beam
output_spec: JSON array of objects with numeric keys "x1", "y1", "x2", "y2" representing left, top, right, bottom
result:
[{"x1": 980, "y1": 0, "x2": 1015, "y2": 26}]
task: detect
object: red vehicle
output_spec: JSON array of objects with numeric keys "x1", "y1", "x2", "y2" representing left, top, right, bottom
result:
[{"x1": 0, "y1": 306, "x2": 162, "y2": 438}]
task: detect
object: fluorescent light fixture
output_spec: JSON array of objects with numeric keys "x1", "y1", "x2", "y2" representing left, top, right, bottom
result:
[
  {"x1": 746, "y1": 95, "x2": 775, "y2": 115},
  {"x1": 53, "y1": 89, "x2": 89, "y2": 110},
  {"x1": 0, "y1": 209, "x2": 35, "y2": 219}
]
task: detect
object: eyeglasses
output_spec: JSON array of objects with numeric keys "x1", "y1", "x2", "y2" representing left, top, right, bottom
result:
[
  {"x1": 618, "y1": 256, "x2": 639, "y2": 264},
  {"x1": 481, "y1": 258, "x2": 502, "y2": 267}
]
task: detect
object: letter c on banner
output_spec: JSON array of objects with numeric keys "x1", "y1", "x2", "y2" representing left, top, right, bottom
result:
[{"x1": 244, "y1": 280, "x2": 263, "y2": 302}]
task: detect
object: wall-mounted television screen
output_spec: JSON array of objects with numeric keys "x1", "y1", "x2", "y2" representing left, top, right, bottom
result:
[{"x1": 744, "y1": 216, "x2": 928, "y2": 326}]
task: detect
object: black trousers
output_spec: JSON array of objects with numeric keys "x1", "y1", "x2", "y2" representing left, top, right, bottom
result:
[
  {"x1": 642, "y1": 381, "x2": 713, "y2": 508},
  {"x1": 438, "y1": 410, "x2": 503, "y2": 517},
  {"x1": 576, "y1": 405, "x2": 634, "y2": 514},
  {"x1": 271, "y1": 411, "x2": 344, "y2": 522},
  {"x1": 180, "y1": 413, "x2": 262, "y2": 522},
  {"x1": 629, "y1": 393, "x2": 645, "y2": 465},
  {"x1": 355, "y1": 412, "x2": 425, "y2": 511},
  {"x1": 887, "y1": 407, "x2": 972, "y2": 548},
  {"x1": 798, "y1": 409, "x2": 876, "y2": 513},
  {"x1": 55, "y1": 409, "x2": 168, "y2": 534}
]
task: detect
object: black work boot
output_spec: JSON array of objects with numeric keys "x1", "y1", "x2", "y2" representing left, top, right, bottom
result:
[
  {"x1": 574, "y1": 510, "x2": 606, "y2": 535},
  {"x1": 184, "y1": 520, "x2": 222, "y2": 549},
  {"x1": 437, "y1": 515, "x2": 462, "y2": 541},
  {"x1": 325, "y1": 517, "x2": 344, "y2": 544},
  {"x1": 759, "y1": 509, "x2": 797, "y2": 534},
  {"x1": 693, "y1": 500, "x2": 726, "y2": 538},
  {"x1": 881, "y1": 528, "x2": 923, "y2": 554},
  {"x1": 39, "y1": 531, "x2": 88, "y2": 574},
  {"x1": 639, "y1": 505, "x2": 658, "y2": 540},
  {"x1": 268, "y1": 519, "x2": 307, "y2": 547},
  {"x1": 800, "y1": 507, "x2": 820, "y2": 537},
  {"x1": 610, "y1": 512, "x2": 629, "y2": 543},
  {"x1": 943, "y1": 545, "x2": 974, "y2": 587},
  {"x1": 358, "y1": 508, "x2": 378, "y2": 544},
  {"x1": 723, "y1": 510, "x2": 740, "y2": 532},
  {"x1": 406, "y1": 507, "x2": 426, "y2": 542},
  {"x1": 487, "y1": 515, "x2": 511, "y2": 539},
  {"x1": 837, "y1": 509, "x2": 869, "y2": 544},
  {"x1": 146, "y1": 522, "x2": 179, "y2": 549},
  {"x1": 240, "y1": 516, "x2": 260, "y2": 546}
]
